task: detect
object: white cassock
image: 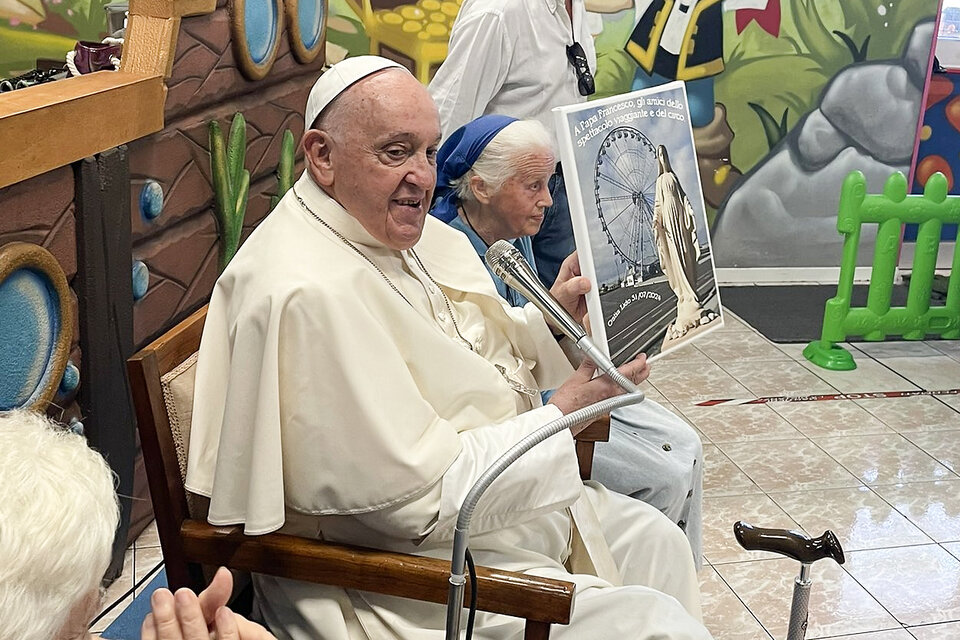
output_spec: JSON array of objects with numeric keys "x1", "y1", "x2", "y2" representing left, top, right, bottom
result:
[{"x1": 185, "y1": 173, "x2": 713, "y2": 640}]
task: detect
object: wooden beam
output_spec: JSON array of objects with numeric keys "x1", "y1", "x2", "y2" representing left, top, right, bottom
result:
[{"x1": 0, "y1": 72, "x2": 164, "y2": 189}]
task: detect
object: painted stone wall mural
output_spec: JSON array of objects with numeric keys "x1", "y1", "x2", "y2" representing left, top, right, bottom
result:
[
  {"x1": 711, "y1": 5, "x2": 938, "y2": 268},
  {"x1": 321, "y1": 1, "x2": 939, "y2": 275},
  {"x1": 0, "y1": 0, "x2": 118, "y2": 77},
  {"x1": 128, "y1": 0, "x2": 325, "y2": 346}
]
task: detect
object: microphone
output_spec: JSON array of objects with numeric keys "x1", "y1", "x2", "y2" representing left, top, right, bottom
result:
[{"x1": 484, "y1": 240, "x2": 637, "y2": 393}]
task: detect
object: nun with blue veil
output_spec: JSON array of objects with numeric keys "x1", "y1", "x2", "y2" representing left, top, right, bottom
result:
[{"x1": 432, "y1": 115, "x2": 705, "y2": 568}]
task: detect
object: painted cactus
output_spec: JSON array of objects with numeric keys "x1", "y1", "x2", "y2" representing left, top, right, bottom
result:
[
  {"x1": 270, "y1": 129, "x2": 296, "y2": 210},
  {"x1": 209, "y1": 114, "x2": 250, "y2": 272}
]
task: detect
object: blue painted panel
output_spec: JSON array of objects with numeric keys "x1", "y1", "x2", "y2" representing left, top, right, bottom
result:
[
  {"x1": 298, "y1": 0, "x2": 323, "y2": 50},
  {"x1": 244, "y1": 0, "x2": 278, "y2": 65},
  {"x1": 0, "y1": 269, "x2": 59, "y2": 410}
]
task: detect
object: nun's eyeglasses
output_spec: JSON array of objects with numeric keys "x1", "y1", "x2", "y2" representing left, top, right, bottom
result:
[{"x1": 566, "y1": 42, "x2": 595, "y2": 97}]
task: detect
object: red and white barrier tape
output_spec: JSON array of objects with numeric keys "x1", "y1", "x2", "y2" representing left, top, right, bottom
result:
[{"x1": 695, "y1": 388, "x2": 960, "y2": 407}]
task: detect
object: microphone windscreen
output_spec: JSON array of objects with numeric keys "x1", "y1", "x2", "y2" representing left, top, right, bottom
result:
[{"x1": 484, "y1": 240, "x2": 520, "y2": 277}]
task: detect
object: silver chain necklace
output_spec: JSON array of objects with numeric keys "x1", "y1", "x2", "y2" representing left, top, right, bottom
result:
[
  {"x1": 293, "y1": 187, "x2": 475, "y2": 352},
  {"x1": 292, "y1": 188, "x2": 538, "y2": 398}
]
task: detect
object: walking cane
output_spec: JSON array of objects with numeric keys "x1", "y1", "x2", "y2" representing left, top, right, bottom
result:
[{"x1": 734, "y1": 522, "x2": 846, "y2": 640}]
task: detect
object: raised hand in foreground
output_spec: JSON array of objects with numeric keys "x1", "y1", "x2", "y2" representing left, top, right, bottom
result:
[{"x1": 141, "y1": 567, "x2": 276, "y2": 640}]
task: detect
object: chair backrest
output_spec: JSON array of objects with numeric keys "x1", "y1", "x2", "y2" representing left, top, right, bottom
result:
[{"x1": 127, "y1": 304, "x2": 209, "y2": 592}]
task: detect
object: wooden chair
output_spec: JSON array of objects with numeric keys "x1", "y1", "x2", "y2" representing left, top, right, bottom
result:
[{"x1": 128, "y1": 304, "x2": 609, "y2": 639}]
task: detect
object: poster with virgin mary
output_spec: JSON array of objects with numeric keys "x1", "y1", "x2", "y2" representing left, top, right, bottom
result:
[
  {"x1": 553, "y1": 81, "x2": 723, "y2": 364},
  {"x1": 653, "y1": 144, "x2": 721, "y2": 347}
]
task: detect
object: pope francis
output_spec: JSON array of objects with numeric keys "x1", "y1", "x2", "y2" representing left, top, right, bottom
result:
[{"x1": 184, "y1": 55, "x2": 713, "y2": 640}]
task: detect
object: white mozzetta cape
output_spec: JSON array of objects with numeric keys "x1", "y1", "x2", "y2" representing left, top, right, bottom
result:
[{"x1": 185, "y1": 173, "x2": 576, "y2": 535}]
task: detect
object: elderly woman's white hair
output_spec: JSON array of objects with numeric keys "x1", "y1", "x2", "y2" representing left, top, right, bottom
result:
[
  {"x1": 0, "y1": 410, "x2": 119, "y2": 640},
  {"x1": 451, "y1": 119, "x2": 555, "y2": 202}
]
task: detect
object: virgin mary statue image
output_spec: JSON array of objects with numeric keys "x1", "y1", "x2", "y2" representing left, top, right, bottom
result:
[{"x1": 652, "y1": 145, "x2": 718, "y2": 342}]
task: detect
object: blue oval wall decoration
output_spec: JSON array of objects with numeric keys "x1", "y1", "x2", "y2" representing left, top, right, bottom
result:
[
  {"x1": 231, "y1": 0, "x2": 284, "y2": 80},
  {"x1": 0, "y1": 242, "x2": 73, "y2": 411},
  {"x1": 286, "y1": 0, "x2": 326, "y2": 64},
  {"x1": 139, "y1": 179, "x2": 164, "y2": 221}
]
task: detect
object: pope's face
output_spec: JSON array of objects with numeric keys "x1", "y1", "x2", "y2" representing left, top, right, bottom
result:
[
  {"x1": 482, "y1": 150, "x2": 555, "y2": 241},
  {"x1": 325, "y1": 71, "x2": 441, "y2": 251}
]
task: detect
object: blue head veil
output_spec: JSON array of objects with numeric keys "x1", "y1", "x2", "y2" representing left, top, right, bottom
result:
[{"x1": 430, "y1": 114, "x2": 518, "y2": 223}]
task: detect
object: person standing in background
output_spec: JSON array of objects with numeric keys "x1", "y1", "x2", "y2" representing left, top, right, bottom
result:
[{"x1": 429, "y1": 0, "x2": 598, "y2": 288}]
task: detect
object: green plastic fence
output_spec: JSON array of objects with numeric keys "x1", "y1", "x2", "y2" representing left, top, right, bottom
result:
[{"x1": 804, "y1": 170, "x2": 960, "y2": 370}]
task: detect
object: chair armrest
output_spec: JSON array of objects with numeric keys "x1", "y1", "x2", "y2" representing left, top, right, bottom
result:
[
  {"x1": 179, "y1": 520, "x2": 575, "y2": 625},
  {"x1": 572, "y1": 415, "x2": 610, "y2": 480},
  {"x1": 573, "y1": 415, "x2": 610, "y2": 444}
]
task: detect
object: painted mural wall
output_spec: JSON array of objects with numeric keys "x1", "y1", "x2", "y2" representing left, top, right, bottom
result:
[
  {"x1": 322, "y1": 0, "x2": 939, "y2": 272},
  {"x1": 0, "y1": 0, "x2": 118, "y2": 77}
]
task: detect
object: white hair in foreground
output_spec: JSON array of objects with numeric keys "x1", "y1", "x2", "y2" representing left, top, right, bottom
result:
[
  {"x1": 0, "y1": 410, "x2": 119, "y2": 640},
  {"x1": 453, "y1": 119, "x2": 556, "y2": 202}
]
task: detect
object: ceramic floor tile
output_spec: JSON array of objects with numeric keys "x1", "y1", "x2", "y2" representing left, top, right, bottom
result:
[
  {"x1": 715, "y1": 311, "x2": 755, "y2": 333},
  {"x1": 814, "y1": 434, "x2": 956, "y2": 486},
  {"x1": 90, "y1": 548, "x2": 134, "y2": 633},
  {"x1": 855, "y1": 396, "x2": 960, "y2": 433},
  {"x1": 134, "y1": 545, "x2": 165, "y2": 596},
  {"x1": 843, "y1": 545, "x2": 960, "y2": 626},
  {"x1": 702, "y1": 494, "x2": 802, "y2": 564},
  {"x1": 872, "y1": 480, "x2": 960, "y2": 543},
  {"x1": 695, "y1": 330, "x2": 794, "y2": 364},
  {"x1": 90, "y1": 594, "x2": 134, "y2": 634},
  {"x1": 719, "y1": 360, "x2": 839, "y2": 397},
  {"x1": 940, "y1": 394, "x2": 960, "y2": 413},
  {"x1": 718, "y1": 439, "x2": 862, "y2": 493},
  {"x1": 698, "y1": 565, "x2": 772, "y2": 640},
  {"x1": 852, "y1": 342, "x2": 945, "y2": 359},
  {"x1": 657, "y1": 342, "x2": 712, "y2": 364},
  {"x1": 800, "y1": 358, "x2": 919, "y2": 394},
  {"x1": 716, "y1": 557, "x2": 899, "y2": 639},
  {"x1": 876, "y1": 356, "x2": 960, "y2": 391},
  {"x1": 925, "y1": 340, "x2": 960, "y2": 361},
  {"x1": 703, "y1": 443, "x2": 764, "y2": 498},
  {"x1": 768, "y1": 486, "x2": 932, "y2": 552},
  {"x1": 770, "y1": 400, "x2": 894, "y2": 438},
  {"x1": 908, "y1": 621, "x2": 960, "y2": 639},
  {"x1": 774, "y1": 342, "x2": 861, "y2": 361},
  {"x1": 902, "y1": 431, "x2": 960, "y2": 472},
  {"x1": 772, "y1": 342, "x2": 806, "y2": 360},
  {"x1": 648, "y1": 361, "x2": 755, "y2": 404},
  {"x1": 944, "y1": 541, "x2": 960, "y2": 559},
  {"x1": 816, "y1": 630, "x2": 913, "y2": 639},
  {"x1": 135, "y1": 518, "x2": 160, "y2": 549},
  {"x1": 678, "y1": 403, "x2": 803, "y2": 443}
]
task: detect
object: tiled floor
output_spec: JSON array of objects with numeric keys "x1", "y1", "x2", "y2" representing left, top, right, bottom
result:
[{"x1": 92, "y1": 310, "x2": 960, "y2": 639}]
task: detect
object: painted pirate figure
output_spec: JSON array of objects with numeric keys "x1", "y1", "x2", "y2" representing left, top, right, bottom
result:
[{"x1": 626, "y1": 0, "x2": 724, "y2": 85}]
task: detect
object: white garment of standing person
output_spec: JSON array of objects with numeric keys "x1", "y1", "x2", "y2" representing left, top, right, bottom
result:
[{"x1": 428, "y1": 0, "x2": 597, "y2": 141}]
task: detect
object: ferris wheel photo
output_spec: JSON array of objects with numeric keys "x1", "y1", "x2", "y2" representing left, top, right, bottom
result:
[
  {"x1": 593, "y1": 126, "x2": 662, "y2": 288},
  {"x1": 554, "y1": 81, "x2": 723, "y2": 364}
]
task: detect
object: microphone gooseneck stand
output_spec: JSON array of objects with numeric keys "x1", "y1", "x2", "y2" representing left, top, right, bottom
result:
[
  {"x1": 442, "y1": 239, "x2": 645, "y2": 638},
  {"x1": 443, "y1": 391, "x2": 646, "y2": 640}
]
